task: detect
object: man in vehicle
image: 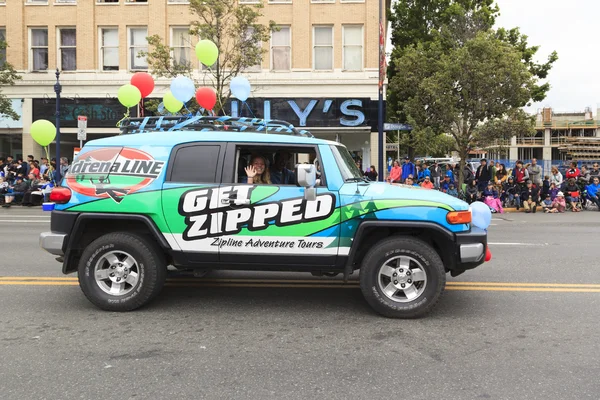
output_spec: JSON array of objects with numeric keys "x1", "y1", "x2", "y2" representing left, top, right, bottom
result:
[{"x1": 270, "y1": 151, "x2": 296, "y2": 185}]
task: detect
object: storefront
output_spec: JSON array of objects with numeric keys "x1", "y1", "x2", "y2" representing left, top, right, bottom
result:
[
  {"x1": 27, "y1": 95, "x2": 381, "y2": 168},
  {"x1": 0, "y1": 99, "x2": 24, "y2": 159}
]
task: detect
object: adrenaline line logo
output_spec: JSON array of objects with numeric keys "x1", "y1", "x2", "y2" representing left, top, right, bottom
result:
[
  {"x1": 66, "y1": 148, "x2": 165, "y2": 203},
  {"x1": 178, "y1": 186, "x2": 336, "y2": 240}
]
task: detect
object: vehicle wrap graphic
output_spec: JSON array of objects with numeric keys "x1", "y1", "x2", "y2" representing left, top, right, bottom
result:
[
  {"x1": 65, "y1": 147, "x2": 165, "y2": 203},
  {"x1": 64, "y1": 184, "x2": 460, "y2": 255}
]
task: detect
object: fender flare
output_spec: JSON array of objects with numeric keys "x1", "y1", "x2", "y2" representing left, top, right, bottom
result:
[
  {"x1": 343, "y1": 220, "x2": 456, "y2": 279},
  {"x1": 62, "y1": 213, "x2": 171, "y2": 274}
]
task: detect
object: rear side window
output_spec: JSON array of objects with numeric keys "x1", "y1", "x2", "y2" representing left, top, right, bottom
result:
[{"x1": 169, "y1": 145, "x2": 221, "y2": 183}]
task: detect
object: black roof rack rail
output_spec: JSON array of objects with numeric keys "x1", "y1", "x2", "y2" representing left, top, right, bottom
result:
[{"x1": 118, "y1": 116, "x2": 314, "y2": 137}]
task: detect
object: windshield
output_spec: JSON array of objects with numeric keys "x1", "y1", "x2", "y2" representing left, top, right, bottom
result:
[{"x1": 330, "y1": 145, "x2": 363, "y2": 181}]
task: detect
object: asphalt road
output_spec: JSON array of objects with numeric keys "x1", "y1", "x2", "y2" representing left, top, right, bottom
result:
[{"x1": 1, "y1": 208, "x2": 599, "y2": 399}]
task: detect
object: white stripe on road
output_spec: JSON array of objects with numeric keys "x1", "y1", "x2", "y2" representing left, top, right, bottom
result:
[
  {"x1": 488, "y1": 242, "x2": 548, "y2": 246},
  {"x1": 0, "y1": 220, "x2": 50, "y2": 223},
  {"x1": 0, "y1": 215, "x2": 51, "y2": 217}
]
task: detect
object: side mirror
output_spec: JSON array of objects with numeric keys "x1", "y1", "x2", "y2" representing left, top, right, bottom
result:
[{"x1": 296, "y1": 164, "x2": 317, "y2": 201}]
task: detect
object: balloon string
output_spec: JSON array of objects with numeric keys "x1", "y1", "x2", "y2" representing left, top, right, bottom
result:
[
  {"x1": 243, "y1": 101, "x2": 256, "y2": 118},
  {"x1": 183, "y1": 102, "x2": 193, "y2": 117},
  {"x1": 116, "y1": 108, "x2": 130, "y2": 130}
]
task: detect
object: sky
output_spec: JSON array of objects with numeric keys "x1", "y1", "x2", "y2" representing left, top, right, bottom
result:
[
  {"x1": 386, "y1": 0, "x2": 600, "y2": 116},
  {"x1": 494, "y1": 0, "x2": 600, "y2": 115}
]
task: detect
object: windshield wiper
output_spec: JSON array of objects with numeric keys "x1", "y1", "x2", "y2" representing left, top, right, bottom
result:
[{"x1": 345, "y1": 177, "x2": 370, "y2": 183}]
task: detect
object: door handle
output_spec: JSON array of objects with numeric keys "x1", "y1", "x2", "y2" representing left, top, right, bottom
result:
[{"x1": 221, "y1": 198, "x2": 250, "y2": 205}]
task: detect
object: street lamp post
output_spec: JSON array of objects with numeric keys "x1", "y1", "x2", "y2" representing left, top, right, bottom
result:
[
  {"x1": 54, "y1": 69, "x2": 62, "y2": 183},
  {"x1": 377, "y1": 0, "x2": 385, "y2": 181}
]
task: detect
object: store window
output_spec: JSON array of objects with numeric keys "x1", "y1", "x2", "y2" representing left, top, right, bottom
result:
[
  {"x1": 128, "y1": 26, "x2": 148, "y2": 71},
  {"x1": 243, "y1": 27, "x2": 262, "y2": 72},
  {"x1": 30, "y1": 28, "x2": 48, "y2": 71},
  {"x1": 58, "y1": 28, "x2": 76, "y2": 71},
  {"x1": 271, "y1": 26, "x2": 290, "y2": 71},
  {"x1": 100, "y1": 27, "x2": 119, "y2": 71},
  {"x1": 313, "y1": 26, "x2": 333, "y2": 71}
]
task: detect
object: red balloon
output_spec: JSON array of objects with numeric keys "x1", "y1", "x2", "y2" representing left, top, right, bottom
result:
[
  {"x1": 485, "y1": 246, "x2": 492, "y2": 262},
  {"x1": 130, "y1": 72, "x2": 154, "y2": 98},
  {"x1": 195, "y1": 87, "x2": 217, "y2": 110}
]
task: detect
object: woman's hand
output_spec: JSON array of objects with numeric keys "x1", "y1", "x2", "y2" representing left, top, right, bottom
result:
[{"x1": 245, "y1": 165, "x2": 257, "y2": 178}]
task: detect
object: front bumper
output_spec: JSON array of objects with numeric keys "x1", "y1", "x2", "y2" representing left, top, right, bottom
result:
[
  {"x1": 454, "y1": 226, "x2": 488, "y2": 272},
  {"x1": 39, "y1": 232, "x2": 67, "y2": 256}
]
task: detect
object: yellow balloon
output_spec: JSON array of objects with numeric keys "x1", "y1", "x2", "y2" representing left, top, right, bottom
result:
[
  {"x1": 163, "y1": 91, "x2": 183, "y2": 113},
  {"x1": 31, "y1": 119, "x2": 56, "y2": 147}
]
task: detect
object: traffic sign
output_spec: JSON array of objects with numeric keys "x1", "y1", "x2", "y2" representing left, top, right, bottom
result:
[
  {"x1": 77, "y1": 116, "x2": 87, "y2": 141},
  {"x1": 384, "y1": 122, "x2": 412, "y2": 131}
]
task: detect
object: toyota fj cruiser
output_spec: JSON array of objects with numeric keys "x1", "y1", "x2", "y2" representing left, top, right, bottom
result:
[{"x1": 40, "y1": 116, "x2": 490, "y2": 318}]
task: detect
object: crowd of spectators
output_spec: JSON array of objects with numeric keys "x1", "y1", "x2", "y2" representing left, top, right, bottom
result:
[
  {"x1": 0, "y1": 155, "x2": 68, "y2": 208},
  {"x1": 364, "y1": 157, "x2": 600, "y2": 214}
]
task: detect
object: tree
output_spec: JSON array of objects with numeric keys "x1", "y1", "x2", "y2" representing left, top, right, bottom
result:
[
  {"x1": 142, "y1": 0, "x2": 275, "y2": 113},
  {"x1": 390, "y1": 32, "x2": 537, "y2": 185},
  {"x1": 387, "y1": 0, "x2": 557, "y2": 160},
  {"x1": 0, "y1": 38, "x2": 22, "y2": 121}
]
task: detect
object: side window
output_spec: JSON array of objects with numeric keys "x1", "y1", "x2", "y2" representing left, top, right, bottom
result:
[
  {"x1": 230, "y1": 145, "x2": 324, "y2": 186},
  {"x1": 169, "y1": 145, "x2": 221, "y2": 183}
]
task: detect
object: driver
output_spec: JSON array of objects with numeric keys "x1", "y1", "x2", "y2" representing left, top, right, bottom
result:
[{"x1": 270, "y1": 151, "x2": 296, "y2": 185}]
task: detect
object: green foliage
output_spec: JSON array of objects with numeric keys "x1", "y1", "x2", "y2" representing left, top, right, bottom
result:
[
  {"x1": 387, "y1": 0, "x2": 556, "y2": 167},
  {"x1": 0, "y1": 39, "x2": 21, "y2": 121},
  {"x1": 142, "y1": 0, "x2": 275, "y2": 113},
  {"x1": 389, "y1": 31, "x2": 537, "y2": 184}
]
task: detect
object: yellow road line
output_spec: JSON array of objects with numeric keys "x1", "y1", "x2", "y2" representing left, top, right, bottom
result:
[
  {"x1": 2, "y1": 279, "x2": 600, "y2": 292},
  {"x1": 2, "y1": 276, "x2": 600, "y2": 289}
]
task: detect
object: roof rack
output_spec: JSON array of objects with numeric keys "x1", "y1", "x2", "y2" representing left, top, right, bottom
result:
[{"x1": 118, "y1": 116, "x2": 314, "y2": 137}]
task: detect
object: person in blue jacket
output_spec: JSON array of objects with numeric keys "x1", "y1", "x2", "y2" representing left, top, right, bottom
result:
[
  {"x1": 401, "y1": 157, "x2": 416, "y2": 183},
  {"x1": 586, "y1": 176, "x2": 600, "y2": 210}
]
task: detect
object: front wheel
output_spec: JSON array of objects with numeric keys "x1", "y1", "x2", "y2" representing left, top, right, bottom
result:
[
  {"x1": 359, "y1": 237, "x2": 446, "y2": 318},
  {"x1": 78, "y1": 232, "x2": 167, "y2": 311}
]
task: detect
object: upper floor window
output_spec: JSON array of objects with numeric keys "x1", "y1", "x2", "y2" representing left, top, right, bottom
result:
[
  {"x1": 125, "y1": 0, "x2": 147, "y2": 2},
  {"x1": 100, "y1": 27, "x2": 119, "y2": 71},
  {"x1": 58, "y1": 28, "x2": 76, "y2": 71},
  {"x1": 271, "y1": 26, "x2": 290, "y2": 71},
  {"x1": 343, "y1": 25, "x2": 363, "y2": 71},
  {"x1": 243, "y1": 27, "x2": 261, "y2": 72},
  {"x1": 26, "y1": 0, "x2": 49, "y2": 4},
  {"x1": 128, "y1": 27, "x2": 148, "y2": 71},
  {"x1": 0, "y1": 28, "x2": 6, "y2": 65},
  {"x1": 171, "y1": 27, "x2": 190, "y2": 66},
  {"x1": 30, "y1": 28, "x2": 48, "y2": 71},
  {"x1": 55, "y1": 0, "x2": 77, "y2": 3},
  {"x1": 97, "y1": 0, "x2": 119, "y2": 3},
  {"x1": 313, "y1": 26, "x2": 333, "y2": 71}
]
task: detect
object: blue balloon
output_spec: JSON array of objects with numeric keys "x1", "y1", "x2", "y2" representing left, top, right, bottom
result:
[
  {"x1": 230, "y1": 76, "x2": 251, "y2": 102},
  {"x1": 470, "y1": 201, "x2": 492, "y2": 230},
  {"x1": 170, "y1": 76, "x2": 195, "y2": 103}
]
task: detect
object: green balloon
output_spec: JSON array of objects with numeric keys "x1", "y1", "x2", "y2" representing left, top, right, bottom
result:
[
  {"x1": 195, "y1": 40, "x2": 219, "y2": 67},
  {"x1": 163, "y1": 91, "x2": 183, "y2": 114},
  {"x1": 31, "y1": 119, "x2": 56, "y2": 147},
  {"x1": 118, "y1": 84, "x2": 142, "y2": 108}
]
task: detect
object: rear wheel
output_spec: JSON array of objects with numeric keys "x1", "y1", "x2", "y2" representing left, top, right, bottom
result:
[
  {"x1": 78, "y1": 232, "x2": 166, "y2": 311},
  {"x1": 359, "y1": 237, "x2": 446, "y2": 318}
]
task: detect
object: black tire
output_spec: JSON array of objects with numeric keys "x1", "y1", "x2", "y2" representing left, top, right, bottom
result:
[
  {"x1": 359, "y1": 237, "x2": 446, "y2": 318},
  {"x1": 77, "y1": 232, "x2": 167, "y2": 311}
]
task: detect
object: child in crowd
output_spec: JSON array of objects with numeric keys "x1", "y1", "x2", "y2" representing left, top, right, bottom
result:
[
  {"x1": 548, "y1": 182, "x2": 559, "y2": 201},
  {"x1": 440, "y1": 175, "x2": 452, "y2": 193},
  {"x1": 541, "y1": 176, "x2": 551, "y2": 201},
  {"x1": 503, "y1": 176, "x2": 520, "y2": 209},
  {"x1": 546, "y1": 192, "x2": 566, "y2": 213},
  {"x1": 465, "y1": 179, "x2": 478, "y2": 204},
  {"x1": 541, "y1": 196, "x2": 553, "y2": 211},
  {"x1": 564, "y1": 178, "x2": 581, "y2": 212},
  {"x1": 483, "y1": 182, "x2": 504, "y2": 213},
  {"x1": 447, "y1": 183, "x2": 458, "y2": 197}
]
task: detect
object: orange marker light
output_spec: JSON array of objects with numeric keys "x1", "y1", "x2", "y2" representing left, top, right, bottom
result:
[{"x1": 446, "y1": 210, "x2": 472, "y2": 225}]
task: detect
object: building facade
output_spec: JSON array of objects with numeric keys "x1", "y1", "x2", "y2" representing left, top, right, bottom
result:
[
  {"x1": 486, "y1": 106, "x2": 600, "y2": 163},
  {"x1": 0, "y1": 0, "x2": 387, "y2": 170}
]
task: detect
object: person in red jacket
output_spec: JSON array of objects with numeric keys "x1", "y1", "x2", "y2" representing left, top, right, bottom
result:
[
  {"x1": 387, "y1": 160, "x2": 401, "y2": 183},
  {"x1": 565, "y1": 161, "x2": 580, "y2": 181},
  {"x1": 420, "y1": 176, "x2": 435, "y2": 189}
]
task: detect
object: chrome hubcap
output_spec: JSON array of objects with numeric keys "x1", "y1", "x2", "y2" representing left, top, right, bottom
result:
[
  {"x1": 94, "y1": 251, "x2": 140, "y2": 296},
  {"x1": 377, "y1": 255, "x2": 427, "y2": 303}
]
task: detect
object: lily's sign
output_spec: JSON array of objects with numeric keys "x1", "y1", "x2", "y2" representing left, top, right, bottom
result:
[{"x1": 229, "y1": 98, "x2": 382, "y2": 131}]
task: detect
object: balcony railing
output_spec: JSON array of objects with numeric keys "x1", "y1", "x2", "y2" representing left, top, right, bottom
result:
[{"x1": 516, "y1": 137, "x2": 544, "y2": 146}]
